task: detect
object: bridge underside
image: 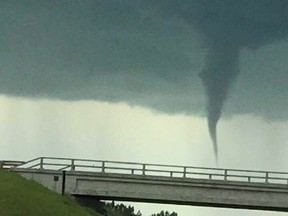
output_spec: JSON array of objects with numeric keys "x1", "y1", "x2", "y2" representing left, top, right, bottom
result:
[{"x1": 73, "y1": 194, "x2": 288, "y2": 212}]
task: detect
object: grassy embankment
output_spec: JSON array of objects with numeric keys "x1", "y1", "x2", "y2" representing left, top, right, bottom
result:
[{"x1": 0, "y1": 168, "x2": 102, "y2": 216}]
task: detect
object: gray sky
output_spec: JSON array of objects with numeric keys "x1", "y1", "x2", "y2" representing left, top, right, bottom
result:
[{"x1": 1, "y1": 1, "x2": 288, "y2": 215}]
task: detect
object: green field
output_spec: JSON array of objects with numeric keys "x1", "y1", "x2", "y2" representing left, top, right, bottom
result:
[{"x1": 0, "y1": 168, "x2": 102, "y2": 216}]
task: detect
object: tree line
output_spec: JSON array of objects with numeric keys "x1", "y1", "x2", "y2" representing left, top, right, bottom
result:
[{"x1": 105, "y1": 202, "x2": 178, "y2": 216}]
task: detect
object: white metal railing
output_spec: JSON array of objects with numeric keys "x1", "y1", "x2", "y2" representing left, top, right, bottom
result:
[
  {"x1": 0, "y1": 160, "x2": 25, "y2": 169},
  {"x1": 11, "y1": 157, "x2": 288, "y2": 185}
]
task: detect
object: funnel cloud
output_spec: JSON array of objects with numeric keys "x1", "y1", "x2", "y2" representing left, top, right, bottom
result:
[
  {"x1": 186, "y1": 0, "x2": 288, "y2": 160},
  {"x1": 199, "y1": 45, "x2": 239, "y2": 160}
]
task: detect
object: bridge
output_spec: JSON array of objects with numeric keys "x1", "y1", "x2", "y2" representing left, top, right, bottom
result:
[{"x1": 2, "y1": 157, "x2": 288, "y2": 212}]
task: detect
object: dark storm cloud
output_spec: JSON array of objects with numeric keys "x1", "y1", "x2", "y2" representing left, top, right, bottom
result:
[
  {"x1": 0, "y1": 0, "x2": 205, "y2": 113},
  {"x1": 1, "y1": 0, "x2": 288, "y2": 157}
]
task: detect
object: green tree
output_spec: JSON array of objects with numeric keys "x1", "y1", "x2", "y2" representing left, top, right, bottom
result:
[
  {"x1": 105, "y1": 202, "x2": 140, "y2": 216},
  {"x1": 151, "y1": 210, "x2": 178, "y2": 216},
  {"x1": 105, "y1": 202, "x2": 177, "y2": 216}
]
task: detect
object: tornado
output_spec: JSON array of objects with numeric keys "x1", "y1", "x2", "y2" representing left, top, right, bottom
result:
[
  {"x1": 191, "y1": 0, "x2": 288, "y2": 163},
  {"x1": 199, "y1": 44, "x2": 239, "y2": 162}
]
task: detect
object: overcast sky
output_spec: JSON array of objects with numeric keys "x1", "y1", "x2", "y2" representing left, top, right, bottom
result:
[{"x1": 1, "y1": 1, "x2": 288, "y2": 215}]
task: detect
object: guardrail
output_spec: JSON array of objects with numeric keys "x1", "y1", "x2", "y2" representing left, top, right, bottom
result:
[
  {"x1": 0, "y1": 160, "x2": 25, "y2": 169},
  {"x1": 11, "y1": 157, "x2": 288, "y2": 185}
]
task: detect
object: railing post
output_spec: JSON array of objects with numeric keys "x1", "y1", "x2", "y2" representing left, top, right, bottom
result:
[
  {"x1": 265, "y1": 172, "x2": 269, "y2": 183},
  {"x1": 40, "y1": 158, "x2": 44, "y2": 170},
  {"x1": 71, "y1": 159, "x2": 75, "y2": 171},
  {"x1": 224, "y1": 169, "x2": 228, "y2": 181},
  {"x1": 142, "y1": 164, "x2": 146, "y2": 175},
  {"x1": 183, "y1": 167, "x2": 186, "y2": 178},
  {"x1": 61, "y1": 170, "x2": 66, "y2": 196},
  {"x1": 102, "y1": 161, "x2": 105, "y2": 173},
  {"x1": 209, "y1": 174, "x2": 212, "y2": 180}
]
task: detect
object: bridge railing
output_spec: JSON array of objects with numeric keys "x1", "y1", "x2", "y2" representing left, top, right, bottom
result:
[
  {"x1": 13, "y1": 157, "x2": 288, "y2": 185},
  {"x1": 0, "y1": 160, "x2": 25, "y2": 169}
]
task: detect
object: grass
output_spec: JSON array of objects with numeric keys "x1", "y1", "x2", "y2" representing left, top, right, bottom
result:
[{"x1": 0, "y1": 168, "x2": 102, "y2": 216}]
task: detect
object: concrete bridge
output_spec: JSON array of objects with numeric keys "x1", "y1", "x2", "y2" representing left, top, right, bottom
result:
[{"x1": 2, "y1": 157, "x2": 288, "y2": 212}]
